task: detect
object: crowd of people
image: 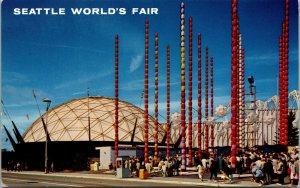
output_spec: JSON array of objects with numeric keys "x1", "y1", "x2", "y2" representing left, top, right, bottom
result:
[
  {"x1": 6, "y1": 161, "x2": 54, "y2": 173},
  {"x1": 6, "y1": 161, "x2": 26, "y2": 172},
  {"x1": 123, "y1": 148, "x2": 299, "y2": 186}
]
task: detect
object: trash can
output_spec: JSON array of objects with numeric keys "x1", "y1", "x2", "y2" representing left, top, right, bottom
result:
[
  {"x1": 90, "y1": 164, "x2": 94, "y2": 171},
  {"x1": 139, "y1": 169, "x2": 148, "y2": 179},
  {"x1": 93, "y1": 162, "x2": 99, "y2": 171}
]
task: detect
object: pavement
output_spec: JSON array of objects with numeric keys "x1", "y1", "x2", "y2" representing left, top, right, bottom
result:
[{"x1": 2, "y1": 170, "x2": 297, "y2": 187}]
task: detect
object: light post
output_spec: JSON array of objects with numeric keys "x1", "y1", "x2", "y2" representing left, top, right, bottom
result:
[{"x1": 43, "y1": 98, "x2": 51, "y2": 174}]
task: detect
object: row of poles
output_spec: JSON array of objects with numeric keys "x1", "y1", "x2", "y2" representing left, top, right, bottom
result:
[
  {"x1": 279, "y1": 0, "x2": 289, "y2": 145},
  {"x1": 114, "y1": 0, "x2": 289, "y2": 170},
  {"x1": 230, "y1": 0, "x2": 290, "y2": 168},
  {"x1": 114, "y1": 2, "x2": 216, "y2": 170}
]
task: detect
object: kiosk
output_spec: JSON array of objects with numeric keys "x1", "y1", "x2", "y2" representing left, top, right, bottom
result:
[{"x1": 116, "y1": 156, "x2": 130, "y2": 178}]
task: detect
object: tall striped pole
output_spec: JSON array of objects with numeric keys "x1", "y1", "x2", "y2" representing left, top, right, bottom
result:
[
  {"x1": 144, "y1": 20, "x2": 149, "y2": 164},
  {"x1": 230, "y1": 0, "x2": 238, "y2": 168},
  {"x1": 166, "y1": 45, "x2": 171, "y2": 159},
  {"x1": 154, "y1": 32, "x2": 159, "y2": 166},
  {"x1": 281, "y1": 23, "x2": 285, "y2": 145},
  {"x1": 188, "y1": 17, "x2": 193, "y2": 167},
  {"x1": 197, "y1": 34, "x2": 202, "y2": 158},
  {"x1": 279, "y1": 34, "x2": 282, "y2": 144},
  {"x1": 205, "y1": 46, "x2": 209, "y2": 153},
  {"x1": 236, "y1": 27, "x2": 240, "y2": 147},
  {"x1": 240, "y1": 47, "x2": 245, "y2": 150},
  {"x1": 210, "y1": 57, "x2": 214, "y2": 149},
  {"x1": 114, "y1": 35, "x2": 119, "y2": 167},
  {"x1": 180, "y1": 2, "x2": 186, "y2": 171},
  {"x1": 283, "y1": 0, "x2": 289, "y2": 146},
  {"x1": 238, "y1": 33, "x2": 243, "y2": 149},
  {"x1": 280, "y1": 22, "x2": 286, "y2": 145}
]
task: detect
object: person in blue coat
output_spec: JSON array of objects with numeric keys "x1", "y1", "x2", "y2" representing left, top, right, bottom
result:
[{"x1": 252, "y1": 163, "x2": 264, "y2": 186}]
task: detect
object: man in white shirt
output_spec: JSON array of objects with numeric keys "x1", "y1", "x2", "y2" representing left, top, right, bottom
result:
[
  {"x1": 202, "y1": 158, "x2": 207, "y2": 170},
  {"x1": 145, "y1": 162, "x2": 151, "y2": 175}
]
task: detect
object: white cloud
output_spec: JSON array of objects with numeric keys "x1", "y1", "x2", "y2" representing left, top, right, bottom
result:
[
  {"x1": 55, "y1": 70, "x2": 113, "y2": 89},
  {"x1": 2, "y1": 85, "x2": 48, "y2": 107},
  {"x1": 2, "y1": 72, "x2": 29, "y2": 84},
  {"x1": 32, "y1": 43, "x2": 106, "y2": 54},
  {"x1": 129, "y1": 54, "x2": 143, "y2": 72},
  {"x1": 245, "y1": 49, "x2": 298, "y2": 65},
  {"x1": 121, "y1": 77, "x2": 180, "y2": 91},
  {"x1": 121, "y1": 79, "x2": 144, "y2": 91}
]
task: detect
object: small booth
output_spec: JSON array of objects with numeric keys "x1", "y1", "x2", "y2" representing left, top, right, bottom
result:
[{"x1": 116, "y1": 156, "x2": 130, "y2": 178}]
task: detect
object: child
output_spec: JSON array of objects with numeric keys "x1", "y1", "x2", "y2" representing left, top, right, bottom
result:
[{"x1": 197, "y1": 162, "x2": 205, "y2": 181}]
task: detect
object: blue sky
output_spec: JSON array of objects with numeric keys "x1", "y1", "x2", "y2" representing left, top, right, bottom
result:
[{"x1": 2, "y1": 0, "x2": 298, "y2": 150}]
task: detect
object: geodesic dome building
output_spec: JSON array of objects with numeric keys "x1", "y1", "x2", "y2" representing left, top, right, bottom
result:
[
  {"x1": 11, "y1": 96, "x2": 171, "y2": 170},
  {"x1": 23, "y1": 96, "x2": 166, "y2": 144}
]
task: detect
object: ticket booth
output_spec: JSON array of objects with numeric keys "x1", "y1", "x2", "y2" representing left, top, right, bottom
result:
[{"x1": 116, "y1": 156, "x2": 130, "y2": 178}]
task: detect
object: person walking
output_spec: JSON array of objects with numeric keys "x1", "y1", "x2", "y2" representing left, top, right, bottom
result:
[
  {"x1": 245, "y1": 155, "x2": 252, "y2": 173},
  {"x1": 145, "y1": 161, "x2": 151, "y2": 175},
  {"x1": 209, "y1": 158, "x2": 218, "y2": 182},
  {"x1": 50, "y1": 162, "x2": 54, "y2": 173},
  {"x1": 271, "y1": 155, "x2": 278, "y2": 183},
  {"x1": 202, "y1": 157, "x2": 207, "y2": 172},
  {"x1": 227, "y1": 162, "x2": 233, "y2": 183},
  {"x1": 7, "y1": 161, "x2": 10, "y2": 171},
  {"x1": 197, "y1": 161, "x2": 205, "y2": 181},
  {"x1": 16, "y1": 162, "x2": 21, "y2": 172},
  {"x1": 173, "y1": 159, "x2": 178, "y2": 176},
  {"x1": 130, "y1": 159, "x2": 136, "y2": 176},
  {"x1": 167, "y1": 159, "x2": 172, "y2": 177},
  {"x1": 289, "y1": 160, "x2": 298, "y2": 185},
  {"x1": 161, "y1": 163, "x2": 167, "y2": 177},
  {"x1": 263, "y1": 158, "x2": 273, "y2": 185},
  {"x1": 136, "y1": 160, "x2": 140, "y2": 177},
  {"x1": 276, "y1": 158, "x2": 285, "y2": 185}
]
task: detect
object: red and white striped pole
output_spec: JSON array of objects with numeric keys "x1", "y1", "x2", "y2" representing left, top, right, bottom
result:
[
  {"x1": 154, "y1": 32, "x2": 159, "y2": 166},
  {"x1": 166, "y1": 45, "x2": 171, "y2": 159},
  {"x1": 279, "y1": 34, "x2": 283, "y2": 144},
  {"x1": 238, "y1": 33, "x2": 243, "y2": 149},
  {"x1": 230, "y1": 0, "x2": 238, "y2": 168},
  {"x1": 197, "y1": 34, "x2": 202, "y2": 158},
  {"x1": 283, "y1": 0, "x2": 289, "y2": 146},
  {"x1": 240, "y1": 47, "x2": 245, "y2": 149},
  {"x1": 144, "y1": 20, "x2": 149, "y2": 164},
  {"x1": 114, "y1": 35, "x2": 119, "y2": 167},
  {"x1": 210, "y1": 57, "x2": 214, "y2": 150},
  {"x1": 180, "y1": 2, "x2": 186, "y2": 171},
  {"x1": 188, "y1": 17, "x2": 193, "y2": 167},
  {"x1": 236, "y1": 21, "x2": 240, "y2": 147},
  {"x1": 205, "y1": 46, "x2": 209, "y2": 153}
]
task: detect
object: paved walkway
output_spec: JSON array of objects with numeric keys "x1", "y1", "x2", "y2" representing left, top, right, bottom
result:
[{"x1": 2, "y1": 170, "x2": 295, "y2": 187}]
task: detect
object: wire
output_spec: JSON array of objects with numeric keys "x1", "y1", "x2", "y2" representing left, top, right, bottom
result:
[{"x1": 32, "y1": 89, "x2": 42, "y2": 117}]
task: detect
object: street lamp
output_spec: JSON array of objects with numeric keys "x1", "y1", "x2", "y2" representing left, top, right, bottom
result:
[
  {"x1": 43, "y1": 98, "x2": 51, "y2": 174},
  {"x1": 247, "y1": 76, "x2": 255, "y2": 85}
]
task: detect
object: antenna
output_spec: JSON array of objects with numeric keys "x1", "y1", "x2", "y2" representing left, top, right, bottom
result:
[
  {"x1": 1, "y1": 100, "x2": 12, "y2": 122},
  {"x1": 32, "y1": 89, "x2": 51, "y2": 142},
  {"x1": 32, "y1": 90, "x2": 42, "y2": 117}
]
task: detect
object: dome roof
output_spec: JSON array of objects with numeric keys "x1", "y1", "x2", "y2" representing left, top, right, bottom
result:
[{"x1": 23, "y1": 96, "x2": 166, "y2": 143}]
